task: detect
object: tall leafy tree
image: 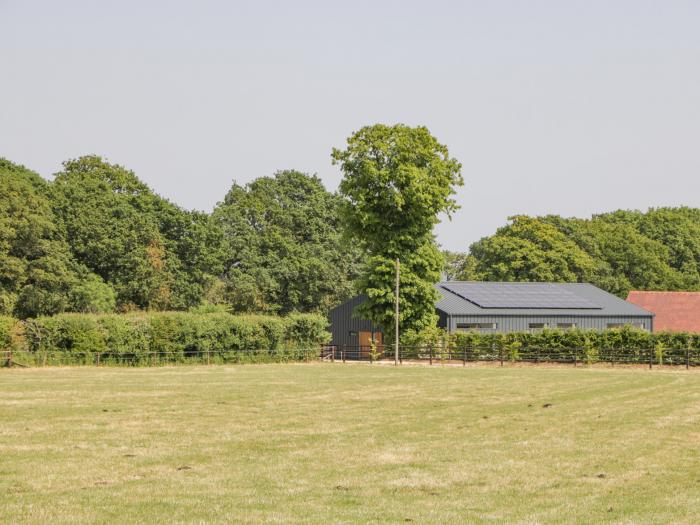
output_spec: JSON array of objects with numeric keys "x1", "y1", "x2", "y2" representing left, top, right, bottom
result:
[
  {"x1": 52, "y1": 156, "x2": 224, "y2": 311},
  {"x1": 635, "y1": 207, "x2": 700, "y2": 287},
  {"x1": 442, "y1": 250, "x2": 472, "y2": 281},
  {"x1": 0, "y1": 158, "x2": 116, "y2": 318},
  {"x1": 465, "y1": 210, "x2": 697, "y2": 297},
  {"x1": 332, "y1": 124, "x2": 463, "y2": 337},
  {"x1": 213, "y1": 170, "x2": 360, "y2": 314},
  {"x1": 468, "y1": 215, "x2": 597, "y2": 283}
]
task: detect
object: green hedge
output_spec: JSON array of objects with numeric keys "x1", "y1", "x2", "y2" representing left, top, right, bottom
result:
[
  {"x1": 17, "y1": 312, "x2": 330, "y2": 366},
  {"x1": 7, "y1": 313, "x2": 700, "y2": 367},
  {"x1": 448, "y1": 327, "x2": 700, "y2": 365}
]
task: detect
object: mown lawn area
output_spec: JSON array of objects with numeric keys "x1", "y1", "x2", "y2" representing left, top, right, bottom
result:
[{"x1": 1, "y1": 364, "x2": 700, "y2": 524}]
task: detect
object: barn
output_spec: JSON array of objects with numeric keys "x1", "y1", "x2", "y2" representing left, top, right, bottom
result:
[{"x1": 328, "y1": 281, "x2": 654, "y2": 349}]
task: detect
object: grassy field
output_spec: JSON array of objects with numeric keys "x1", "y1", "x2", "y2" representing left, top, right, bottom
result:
[{"x1": 2, "y1": 364, "x2": 700, "y2": 524}]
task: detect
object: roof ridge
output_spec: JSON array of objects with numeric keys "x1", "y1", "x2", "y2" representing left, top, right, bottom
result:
[
  {"x1": 439, "y1": 281, "x2": 588, "y2": 285},
  {"x1": 628, "y1": 290, "x2": 700, "y2": 294}
]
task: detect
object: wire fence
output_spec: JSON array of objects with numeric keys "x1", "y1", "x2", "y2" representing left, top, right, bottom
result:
[
  {"x1": 1, "y1": 348, "x2": 321, "y2": 368},
  {"x1": 321, "y1": 344, "x2": 700, "y2": 369},
  {"x1": 3, "y1": 345, "x2": 700, "y2": 369}
]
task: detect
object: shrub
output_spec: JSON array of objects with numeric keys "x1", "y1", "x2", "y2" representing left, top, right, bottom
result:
[
  {"x1": 0, "y1": 315, "x2": 22, "y2": 352},
  {"x1": 285, "y1": 313, "x2": 331, "y2": 348},
  {"x1": 13, "y1": 313, "x2": 700, "y2": 366},
  {"x1": 21, "y1": 311, "x2": 330, "y2": 365}
]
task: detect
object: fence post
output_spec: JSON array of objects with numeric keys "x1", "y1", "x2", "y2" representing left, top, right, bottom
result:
[
  {"x1": 429, "y1": 345, "x2": 433, "y2": 366},
  {"x1": 649, "y1": 347, "x2": 653, "y2": 369},
  {"x1": 399, "y1": 344, "x2": 402, "y2": 365},
  {"x1": 687, "y1": 346, "x2": 690, "y2": 370},
  {"x1": 463, "y1": 345, "x2": 467, "y2": 366},
  {"x1": 331, "y1": 347, "x2": 335, "y2": 363},
  {"x1": 206, "y1": 350, "x2": 211, "y2": 366},
  {"x1": 342, "y1": 344, "x2": 346, "y2": 364},
  {"x1": 96, "y1": 353, "x2": 100, "y2": 366},
  {"x1": 499, "y1": 345, "x2": 503, "y2": 367},
  {"x1": 573, "y1": 348, "x2": 577, "y2": 367},
  {"x1": 8, "y1": 349, "x2": 12, "y2": 368}
]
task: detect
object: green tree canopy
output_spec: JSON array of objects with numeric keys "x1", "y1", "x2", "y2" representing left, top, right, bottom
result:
[
  {"x1": 51, "y1": 156, "x2": 224, "y2": 311},
  {"x1": 212, "y1": 170, "x2": 360, "y2": 314},
  {"x1": 442, "y1": 250, "x2": 472, "y2": 281},
  {"x1": 332, "y1": 124, "x2": 463, "y2": 337},
  {"x1": 0, "y1": 158, "x2": 116, "y2": 317},
  {"x1": 462, "y1": 209, "x2": 699, "y2": 297},
  {"x1": 467, "y1": 215, "x2": 598, "y2": 283}
]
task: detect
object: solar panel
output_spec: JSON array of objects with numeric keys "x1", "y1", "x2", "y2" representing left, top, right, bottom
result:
[{"x1": 440, "y1": 282, "x2": 601, "y2": 309}]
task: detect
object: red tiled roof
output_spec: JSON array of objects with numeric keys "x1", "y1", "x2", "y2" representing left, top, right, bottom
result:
[{"x1": 626, "y1": 291, "x2": 700, "y2": 333}]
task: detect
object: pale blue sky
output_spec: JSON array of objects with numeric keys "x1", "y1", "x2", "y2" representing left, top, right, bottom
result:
[{"x1": 2, "y1": 1, "x2": 699, "y2": 250}]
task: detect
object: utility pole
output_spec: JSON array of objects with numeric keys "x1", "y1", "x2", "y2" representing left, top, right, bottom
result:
[{"x1": 395, "y1": 258, "x2": 400, "y2": 366}]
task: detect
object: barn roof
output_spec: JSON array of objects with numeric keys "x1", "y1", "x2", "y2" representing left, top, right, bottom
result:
[
  {"x1": 626, "y1": 291, "x2": 700, "y2": 332},
  {"x1": 436, "y1": 282, "x2": 653, "y2": 317}
]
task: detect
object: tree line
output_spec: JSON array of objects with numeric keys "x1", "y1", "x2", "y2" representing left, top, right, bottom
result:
[
  {"x1": 0, "y1": 123, "x2": 462, "y2": 340},
  {"x1": 447, "y1": 209, "x2": 700, "y2": 297},
  {"x1": 3, "y1": 124, "x2": 699, "y2": 335},
  {"x1": 0, "y1": 156, "x2": 360, "y2": 319}
]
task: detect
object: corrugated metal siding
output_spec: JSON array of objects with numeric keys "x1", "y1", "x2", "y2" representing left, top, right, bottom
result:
[
  {"x1": 447, "y1": 315, "x2": 653, "y2": 333},
  {"x1": 328, "y1": 295, "x2": 383, "y2": 347}
]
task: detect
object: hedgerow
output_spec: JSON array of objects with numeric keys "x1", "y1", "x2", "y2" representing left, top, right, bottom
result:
[
  {"x1": 15, "y1": 311, "x2": 330, "y2": 366},
  {"x1": 447, "y1": 327, "x2": 700, "y2": 364},
  {"x1": 5, "y1": 314, "x2": 700, "y2": 367}
]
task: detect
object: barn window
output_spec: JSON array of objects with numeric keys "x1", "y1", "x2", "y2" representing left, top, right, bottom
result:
[
  {"x1": 528, "y1": 323, "x2": 548, "y2": 330},
  {"x1": 348, "y1": 331, "x2": 357, "y2": 337},
  {"x1": 607, "y1": 323, "x2": 646, "y2": 330},
  {"x1": 557, "y1": 323, "x2": 576, "y2": 329},
  {"x1": 456, "y1": 322, "x2": 497, "y2": 331}
]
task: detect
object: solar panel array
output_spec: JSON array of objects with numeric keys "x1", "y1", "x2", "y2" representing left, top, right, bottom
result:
[{"x1": 440, "y1": 282, "x2": 602, "y2": 309}]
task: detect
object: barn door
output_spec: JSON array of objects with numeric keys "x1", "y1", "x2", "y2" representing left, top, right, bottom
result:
[
  {"x1": 359, "y1": 331, "x2": 382, "y2": 359},
  {"x1": 359, "y1": 331, "x2": 372, "y2": 358},
  {"x1": 374, "y1": 332, "x2": 383, "y2": 352}
]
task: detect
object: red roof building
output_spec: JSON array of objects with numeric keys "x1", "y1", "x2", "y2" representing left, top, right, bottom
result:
[{"x1": 626, "y1": 291, "x2": 700, "y2": 333}]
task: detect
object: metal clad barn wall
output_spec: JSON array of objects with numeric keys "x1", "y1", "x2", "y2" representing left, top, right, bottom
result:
[
  {"x1": 329, "y1": 295, "x2": 382, "y2": 347},
  {"x1": 448, "y1": 315, "x2": 653, "y2": 332}
]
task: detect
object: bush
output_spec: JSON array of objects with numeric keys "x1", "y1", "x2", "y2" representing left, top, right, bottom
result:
[
  {"x1": 0, "y1": 315, "x2": 22, "y2": 352},
  {"x1": 285, "y1": 313, "x2": 331, "y2": 348},
  {"x1": 12, "y1": 313, "x2": 700, "y2": 367},
  {"x1": 449, "y1": 326, "x2": 700, "y2": 364},
  {"x1": 21, "y1": 311, "x2": 330, "y2": 365}
]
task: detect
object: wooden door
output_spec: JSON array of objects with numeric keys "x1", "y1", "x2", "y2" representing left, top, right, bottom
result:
[
  {"x1": 359, "y1": 331, "x2": 372, "y2": 358},
  {"x1": 374, "y1": 332, "x2": 383, "y2": 353},
  {"x1": 359, "y1": 331, "x2": 383, "y2": 359}
]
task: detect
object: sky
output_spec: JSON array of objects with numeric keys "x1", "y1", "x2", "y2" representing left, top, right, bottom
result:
[{"x1": 1, "y1": 0, "x2": 699, "y2": 251}]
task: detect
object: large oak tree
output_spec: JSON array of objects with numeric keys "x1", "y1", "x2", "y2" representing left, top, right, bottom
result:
[{"x1": 213, "y1": 170, "x2": 360, "y2": 314}]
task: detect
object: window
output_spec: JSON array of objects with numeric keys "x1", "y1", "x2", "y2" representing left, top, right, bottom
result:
[
  {"x1": 528, "y1": 323, "x2": 548, "y2": 330},
  {"x1": 348, "y1": 331, "x2": 357, "y2": 337},
  {"x1": 607, "y1": 323, "x2": 647, "y2": 330},
  {"x1": 557, "y1": 323, "x2": 577, "y2": 330},
  {"x1": 456, "y1": 322, "x2": 497, "y2": 331}
]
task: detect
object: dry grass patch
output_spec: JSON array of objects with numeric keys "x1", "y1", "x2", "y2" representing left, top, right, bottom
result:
[{"x1": 1, "y1": 364, "x2": 700, "y2": 524}]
